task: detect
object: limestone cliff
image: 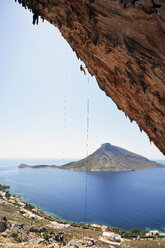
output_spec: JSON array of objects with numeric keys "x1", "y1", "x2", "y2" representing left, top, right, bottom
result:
[{"x1": 15, "y1": 0, "x2": 165, "y2": 155}]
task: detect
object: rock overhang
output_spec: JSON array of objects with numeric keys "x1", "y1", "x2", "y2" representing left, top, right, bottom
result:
[{"x1": 14, "y1": 0, "x2": 165, "y2": 155}]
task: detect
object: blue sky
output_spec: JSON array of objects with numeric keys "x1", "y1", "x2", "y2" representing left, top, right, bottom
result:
[{"x1": 0, "y1": 0, "x2": 164, "y2": 160}]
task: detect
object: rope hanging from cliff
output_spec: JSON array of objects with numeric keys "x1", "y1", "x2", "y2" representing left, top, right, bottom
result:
[
  {"x1": 60, "y1": 44, "x2": 68, "y2": 221},
  {"x1": 84, "y1": 56, "x2": 90, "y2": 223},
  {"x1": 62, "y1": 45, "x2": 68, "y2": 163}
]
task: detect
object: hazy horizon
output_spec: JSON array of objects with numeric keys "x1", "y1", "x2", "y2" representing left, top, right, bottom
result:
[{"x1": 0, "y1": 154, "x2": 165, "y2": 161}]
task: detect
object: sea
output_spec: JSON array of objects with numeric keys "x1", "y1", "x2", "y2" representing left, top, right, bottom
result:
[{"x1": 0, "y1": 158, "x2": 165, "y2": 232}]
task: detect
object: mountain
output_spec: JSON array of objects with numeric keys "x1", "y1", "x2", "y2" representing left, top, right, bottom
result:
[{"x1": 61, "y1": 143, "x2": 163, "y2": 171}]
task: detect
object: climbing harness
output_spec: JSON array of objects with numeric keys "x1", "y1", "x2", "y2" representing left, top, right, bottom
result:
[{"x1": 32, "y1": 12, "x2": 39, "y2": 25}]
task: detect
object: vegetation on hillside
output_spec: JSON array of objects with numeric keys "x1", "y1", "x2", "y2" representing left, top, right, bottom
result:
[{"x1": 61, "y1": 143, "x2": 163, "y2": 171}]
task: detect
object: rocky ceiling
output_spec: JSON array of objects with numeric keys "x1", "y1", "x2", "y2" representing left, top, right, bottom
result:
[{"x1": 15, "y1": 0, "x2": 165, "y2": 155}]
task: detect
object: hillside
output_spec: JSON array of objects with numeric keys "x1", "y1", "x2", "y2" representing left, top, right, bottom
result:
[
  {"x1": 61, "y1": 143, "x2": 163, "y2": 171},
  {"x1": 0, "y1": 184, "x2": 106, "y2": 247}
]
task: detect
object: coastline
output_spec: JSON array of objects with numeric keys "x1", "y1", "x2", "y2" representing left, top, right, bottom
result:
[
  {"x1": 0, "y1": 184, "x2": 111, "y2": 247},
  {"x1": 3, "y1": 183, "x2": 165, "y2": 232},
  {"x1": 1, "y1": 184, "x2": 165, "y2": 248},
  {"x1": 4, "y1": 171, "x2": 165, "y2": 233}
]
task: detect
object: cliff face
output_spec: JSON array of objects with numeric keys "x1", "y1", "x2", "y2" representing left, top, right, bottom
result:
[{"x1": 15, "y1": 0, "x2": 165, "y2": 155}]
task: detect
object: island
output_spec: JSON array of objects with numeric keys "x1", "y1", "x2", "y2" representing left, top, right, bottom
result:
[
  {"x1": 18, "y1": 143, "x2": 163, "y2": 171},
  {"x1": 18, "y1": 164, "x2": 58, "y2": 169}
]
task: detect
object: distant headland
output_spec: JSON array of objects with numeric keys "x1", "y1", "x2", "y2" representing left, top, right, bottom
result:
[
  {"x1": 18, "y1": 164, "x2": 58, "y2": 169},
  {"x1": 18, "y1": 143, "x2": 163, "y2": 171}
]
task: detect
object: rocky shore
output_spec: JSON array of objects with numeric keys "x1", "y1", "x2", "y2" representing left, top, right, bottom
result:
[
  {"x1": 0, "y1": 184, "x2": 110, "y2": 248},
  {"x1": 1, "y1": 184, "x2": 165, "y2": 248}
]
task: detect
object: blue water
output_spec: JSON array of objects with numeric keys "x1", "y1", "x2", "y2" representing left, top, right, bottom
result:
[{"x1": 0, "y1": 159, "x2": 165, "y2": 231}]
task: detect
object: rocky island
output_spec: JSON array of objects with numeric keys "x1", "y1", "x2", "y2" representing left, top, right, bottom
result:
[
  {"x1": 18, "y1": 164, "x2": 58, "y2": 169},
  {"x1": 61, "y1": 143, "x2": 163, "y2": 171},
  {"x1": 19, "y1": 143, "x2": 163, "y2": 171}
]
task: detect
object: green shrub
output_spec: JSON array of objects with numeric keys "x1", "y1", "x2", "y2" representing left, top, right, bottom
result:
[
  {"x1": 140, "y1": 230, "x2": 148, "y2": 236},
  {"x1": 24, "y1": 203, "x2": 34, "y2": 211},
  {"x1": 2, "y1": 216, "x2": 7, "y2": 221},
  {"x1": 131, "y1": 228, "x2": 140, "y2": 235},
  {"x1": 11, "y1": 233, "x2": 18, "y2": 238},
  {"x1": 0, "y1": 184, "x2": 10, "y2": 191},
  {"x1": 6, "y1": 192, "x2": 11, "y2": 199},
  {"x1": 43, "y1": 233, "x2": 50, "y2": 240},
  {"x1": 45, "y1": 215, "x2": 55, "y2": 221},
  {"x1": 15, "y1": 237, "x2": 22, "y2": 243}
]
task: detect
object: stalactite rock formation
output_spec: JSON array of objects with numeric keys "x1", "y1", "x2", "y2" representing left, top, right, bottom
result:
[{"x1": 15, "y1": 0, "x2": 165, "y2": 155}]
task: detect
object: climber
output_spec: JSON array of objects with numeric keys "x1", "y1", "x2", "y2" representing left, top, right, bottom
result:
[
  {"x1": 59, "y1": 232, "x2": 63, "y2": 248},
  {"x1": 33, "y1": 11, "x2": 39, "y2": 25},
  {"x1": 80, "y1": 65, "x2": 86, "y2": 75}
]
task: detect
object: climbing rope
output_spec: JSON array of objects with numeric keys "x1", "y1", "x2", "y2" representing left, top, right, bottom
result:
[
  {"x1": 62, "y1": 44, "x2": 68, "y2": 163},
  {"x1": 84, "y1": 56, "x2": 90, "y2": 223},
  {"x1": 60, "y1": 43, "x2": 68, "y2": 223},
  {"x1": 58, "y1": 44, "x2": 68, "y2": 248}
]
